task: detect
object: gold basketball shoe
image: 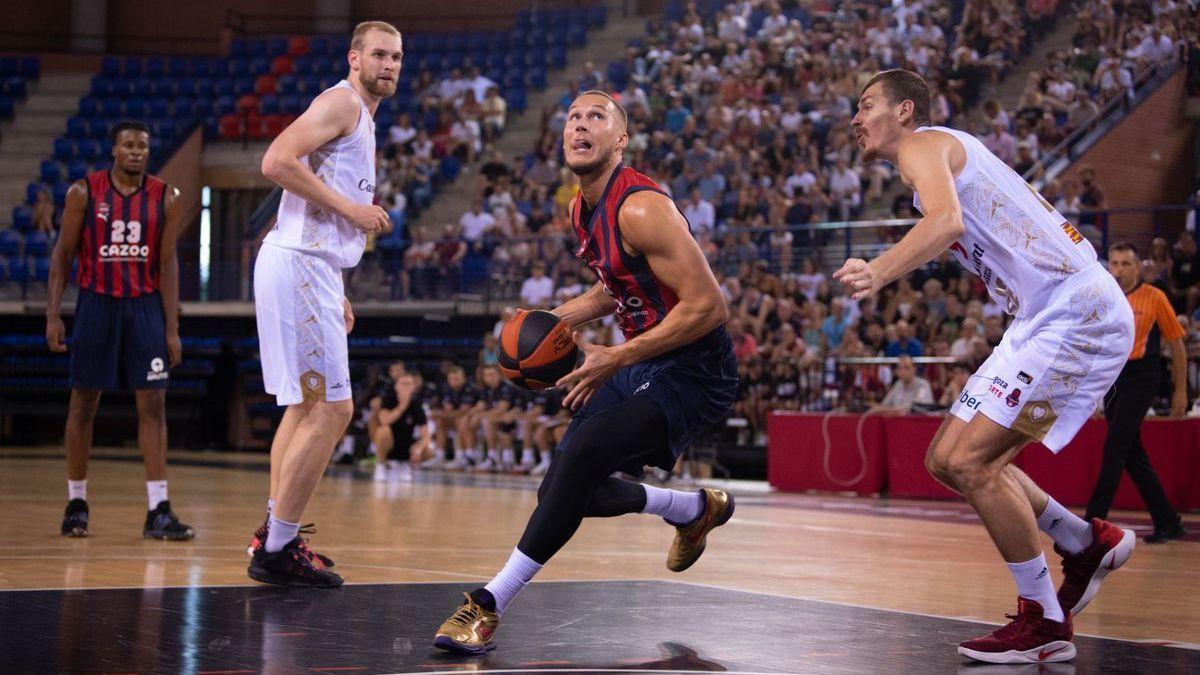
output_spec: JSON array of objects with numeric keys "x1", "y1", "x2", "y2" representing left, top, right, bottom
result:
[
  {"x1": 667, "y1": 488, "x2": 735, "y2": 572},
  {"x1": 433, "y1": 592, "x2": 499, "y2": 654}
]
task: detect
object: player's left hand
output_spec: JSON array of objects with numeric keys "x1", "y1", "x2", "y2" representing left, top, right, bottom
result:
[
  {"x1": 166, "y1": 330, "x2": 182, "y2": 368},
  {"x1": 343, "y1": 296, "x2": 355, "y2": 334},
  {"x1": 833, "y1": 258, "x2": 882, "y2": 300},
  {"x1": 1170, "y1": 388, "x2": 1187, "y2": 418},
  {"x1": 557, "y1": 332, "x2": 623, "y2": 411}
]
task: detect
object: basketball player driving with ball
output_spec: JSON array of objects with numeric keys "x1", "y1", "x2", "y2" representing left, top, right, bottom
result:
[
  {"x1": 433, "y1": 90, "x2": 740, "y2": 654},
  {"x1": 834, "y1": 69, "x2": 1136, "y2": 664}
]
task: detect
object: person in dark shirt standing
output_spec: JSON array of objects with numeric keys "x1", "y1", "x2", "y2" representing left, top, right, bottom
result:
[{"x1": 1086, "y1": 243, "x2": 1188, "y2": 543}]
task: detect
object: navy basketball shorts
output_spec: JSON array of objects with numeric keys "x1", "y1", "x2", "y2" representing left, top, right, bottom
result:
[
  {"x1": 562, "y1": 326, "x2": 739, "y2": 473},
  {"x1": 69, "y1": 289, "x2": 170, "y2": 391}
]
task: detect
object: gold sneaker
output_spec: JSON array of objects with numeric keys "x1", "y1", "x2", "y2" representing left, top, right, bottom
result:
[
  {"x1": 433, "y1": 592, "x2": 499, "y2": 654},
  {"x1": 667, "y1": 489, "x2": 735, "y2": 572}
]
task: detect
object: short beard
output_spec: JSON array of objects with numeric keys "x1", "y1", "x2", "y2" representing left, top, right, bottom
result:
[
  {"x1": 565, "y1": 153, "x2": 614, "y2": 178},
  {"x1": 361, "y1": 74, "x2": 396, "y2": 98}
]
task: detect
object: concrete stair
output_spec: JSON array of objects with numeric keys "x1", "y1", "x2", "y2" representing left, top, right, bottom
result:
[
  {"x1": 413, "y1": 1, "x2": 646, "y2": 231},
  {"x1": 0, "y1": 73, "x2": 93, "y2": 224}
]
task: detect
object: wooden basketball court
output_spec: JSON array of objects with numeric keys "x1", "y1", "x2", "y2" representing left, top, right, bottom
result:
[{"x1": 2, "y1": 447, "x2": 1197, "y2": 673}]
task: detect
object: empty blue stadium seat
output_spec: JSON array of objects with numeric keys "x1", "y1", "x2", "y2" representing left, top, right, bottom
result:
[
  {"x1": 0, "y1": 97, "x2": 12, "y2": 119},
  {"x1": 277, "y1": 74, "x2": 298, "y2": 94},
  {"x1": 145, "y1": 57, "x2": 164, "y2": 78},
  {"x1": 169, "y1": 56, "x2": 188, "y2": 77},
  {"x1": 259, "y1": 94, "x2": 280, "y2": 115},
  {"x1": 174, "y1": 96, "x2": 195, "y2": 118},
  {"x1": 249, "y1": 57, "x2": 270, "y2": 76},
  {"x1": 247, "y1": 39, "x2": 268, "y2": 59},
  {"x1": 279, "y1": 94, "x2": 301, "y2": 114},
  {"x1": 234, "y1": 77, "x2": 254, "y2": 96},
  {"x1": 67, "y1": 160, "x2": 88, "y2": 182},
  {"x1": 90, "y1": 76, "x2": 112, "y2": 96},
  {"x1": 20, "y1": 56, "x2": 38, "y2": 79},
  {"x1": 204, "y1": 116, "x2": 218, "y2": 138},
  {"x1": 214, "y1": 95, "x2": 236, "y2": 116},
  {"x1": 110, "y1": 78, "x2": 132, "y2": 97},
  {"x1": 123, "y1": 98, "x2": 147, "y2": 118},
  {"x1": 190, "y1": 57, "x2": 212, "y2": 77},
  {"x1": 79, "y1": 97, "x2": 99, "y2": 118},
  {"x1": 227, "y1": 57, "x2": 249, "y2": 77},
  {"x1": 34, "y1": 256, "x2": 50, "y2": 282},
  {"x1": 79, "y1": 140, "x2": 102, "y2": 162},
  {"x1": 214, "y1": 78, "x2": 235, "y2": 97},
  {"x1": 25, "y1": 231, "x2": 49, "y2": 256},
  {"x1": 131, "y1": 78, "x2": 152, "y2": 97},
  {"x1": 4, "y1": 77, "x2": 27, "y2": 98},
  {"x1": 101, "y1": 97, "x2": 120, "y2": 117},
  {"x1": 11, "y1": 206, "x2": 33, "y2": 232},
  {"x1": 150, "y1": 98, "x2": 170, "y2": 118},
  {"x1": 66, "y1": 117, "x2": 87, "y2": 139},
  {"x1": 51, "y1": 182, "x2": 68, "y2": 207},
  {"x1": 87, "y1": 118, "x2": 108, "y2": 139},
  {"x1": 153, "y1": 119, "x2": 177, "y2": 139},
  {"x1": 101, "y1": 57, "x2": 120, "y2": 77},
  {"x1": 25, "y1": 183, "x2": 43, "y2": 204},
  {"x1": 0, "y1": 57, "x2": 15, "y2": 77},
  {"x1": 40, "y1": 160, "x2": 60, "y2": 184},
  {"x1": 229, "y1": 39, "x2": 247, "y2": 59},
  {"x1": 123, "y1": 58, "x2": 142, "y2": 77},
  {"x1": 149, "y1": 79, "x2": 174, "y2": 96},
  {"x1": 192, "y1": 77, "x2": 214, "y2": 97},
  {"x1": 267, "y1": 37, "x2": 287, "y2": 57},
  {"x1": 0, "y1": 228, "x2": 20, "y2": 255},
  {"x1": 310, "y1": 35, "x2": 331, "y2": 55},
  {"x1": 54, "y1": 137, "x2": 75, "y2": 161}
]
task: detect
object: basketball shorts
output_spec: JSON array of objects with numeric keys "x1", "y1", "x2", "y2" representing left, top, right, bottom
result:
[
  {"x1": 562, "y1": 326, "x2": 739, "y2": 473},
  {"x1": 950, "y1": 265, "x2": 1134, "y2": 452},
  {"x1": 70, "y1": 289, "x2": 169, "y2": 391},
  {"x1": 254, "y1": 242, "x2": 351, "y2": 406}
]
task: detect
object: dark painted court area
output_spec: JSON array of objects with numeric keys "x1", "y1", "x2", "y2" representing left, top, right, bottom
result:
[{"x1": 2, "y1": 580, "x2": 1195, "y2": 674}]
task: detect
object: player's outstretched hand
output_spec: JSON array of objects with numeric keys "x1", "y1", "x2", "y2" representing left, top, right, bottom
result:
[
  {"x1": 46, "y1": 315, "x2": 67, "y2": 353},
  {"x1": 346, "y1": 203, "x2": 391, "y2": 234},
  {"x1": 557, "y1": 332, "x2": 623, "y2": 411},
  {"x1": 833, "y1": 258, "x2": 881, "y2": 300}
]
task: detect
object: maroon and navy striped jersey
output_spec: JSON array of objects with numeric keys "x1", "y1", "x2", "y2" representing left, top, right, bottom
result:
[
  {"x1": 570, "y1": 164, "x2": 683, "y2": 340},
  {"x1": 78, "y1": 170, "x2": 168, "y2": 297}
]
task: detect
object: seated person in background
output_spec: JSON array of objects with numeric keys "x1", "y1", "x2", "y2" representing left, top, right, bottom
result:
[
  {"x1": 373, "y1": 373, "x2": 433, "y2": 482},
  {"x1": 938, "y1": 362, "x2": 973, "y2": 408},
  {"x1": 530, "y1": 392, "x2": 571, "y2": 477},
  {"x1": 367, "y1": 361, "x2": 408, "y2": 452},
  {"x1": 874, "y1": 355, "x2": 934, "y2": 412},
  {"x1": 470, "y1": 365, "x2": 516, "y2": 472},
  {"x1": 431, "y1": 366, "x2": 478, "y2": 469}
]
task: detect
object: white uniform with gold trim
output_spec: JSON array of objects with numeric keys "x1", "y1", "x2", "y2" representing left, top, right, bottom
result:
[
  {"x1": 254, "y1": 81, "x2": 376, "y2": 405},
  {"x1": 913, "y1": 126, "x2": 1134, "y2": 452}
]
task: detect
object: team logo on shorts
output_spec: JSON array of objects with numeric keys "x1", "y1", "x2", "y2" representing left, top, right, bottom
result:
[
  {"x1": 146, "y1": 357, "x2": 169, "y2": 381},
  {"x1": 1017, "y1": 371, "x2": 1033, "y2": 385},
  {"x1": 1005, "y1": 388, "x2": 1022, "y2": 408}
]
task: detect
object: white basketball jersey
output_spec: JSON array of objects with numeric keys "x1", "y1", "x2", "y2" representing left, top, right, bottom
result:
[
  {"x1": 912, "y1": 126, "x2": 1099, "y2": 319},
  {"x1": 264, "y1": 80, "x2": 376, "y2": 269}
]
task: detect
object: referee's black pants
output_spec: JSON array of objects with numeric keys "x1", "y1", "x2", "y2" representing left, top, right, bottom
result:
[{"x1": 1084, "y1": 357, "x2": 1180, "y2": 528}]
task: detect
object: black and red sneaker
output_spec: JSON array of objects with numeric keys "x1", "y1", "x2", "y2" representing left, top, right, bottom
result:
[
  {"x1": 248, "y1": 536, "x2": 343, "y2": 588},
  {"x1": 61, "y1": 499, "x2": 89, "y2": 537},
  {"x1": 144, "y1": 501, "x2": 195, "y2": 540},
  {"x1": 247, "y1": 521, "x2": 335, "y2": 568},
  {"x1": 1054, "y1": 518, "x2": 1135, "y2": 615},
  {"x1": 958, "y1": 598, "x2": 1075, "y2": 664}
]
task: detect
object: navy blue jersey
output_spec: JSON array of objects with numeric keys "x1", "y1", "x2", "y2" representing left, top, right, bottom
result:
[{"x1": 440, "y1": 382, "x2": 477, "y2": 408}]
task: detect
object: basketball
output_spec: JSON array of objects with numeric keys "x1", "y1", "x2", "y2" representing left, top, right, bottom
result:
[{"x1": 498, "y1": 309, "x2": 578, "y2": 390}]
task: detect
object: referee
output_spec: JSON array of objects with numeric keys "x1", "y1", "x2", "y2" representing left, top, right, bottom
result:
[{"x1": 1085, "y1": 242, "x2": 1188, "y2": 543}]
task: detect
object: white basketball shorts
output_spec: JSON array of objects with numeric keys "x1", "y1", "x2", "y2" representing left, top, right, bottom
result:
[
  {"x1": 254, "y1": 242, "x2": 352, "y2": 406},
  {"x1": 950, "y1": 265, "x2": 1134, "y2": 452}
]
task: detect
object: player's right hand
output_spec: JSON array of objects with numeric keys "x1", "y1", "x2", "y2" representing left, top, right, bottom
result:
[
  {"x1": 346, "y1": 203, "x2": 391, "y2": 234},
  {"x1": 46, "y1": 315, "x2": 67, "y2": 352}
]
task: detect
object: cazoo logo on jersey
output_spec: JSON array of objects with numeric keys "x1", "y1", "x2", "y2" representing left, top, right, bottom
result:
[{"x1": 101, "y1": 220, "x2": 150, "y2": 259}]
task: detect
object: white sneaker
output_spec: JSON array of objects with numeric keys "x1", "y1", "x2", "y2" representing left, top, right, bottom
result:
[
  {"x1": 373, "y1": 465, "x2": 388, "y2": 482},
  {"x1": 393, "y1": 462, "x2": 414, "y2": 482},
  {"x1": 443, "y1": 457, "x2": 469, "y2": 471},
  {"x1": 530, "y1": 459, "x2": 551, "y2": 476},
  {"x1": 419, "y1": 457, "x2": 442, "y2": 469},
  {"x1": 474, "y1": 458, "x2": 497, "y2": 472}
]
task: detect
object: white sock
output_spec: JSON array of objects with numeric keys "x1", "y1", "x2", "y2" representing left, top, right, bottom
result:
[
  {"x1": 539, "y1": 450, "x2": 551, "y2": 463},
  {"x1": 484, "y1": 547, "x2": 543, "y2": 615},
  {"x1": 487, "y1": 449, "x2": 500, "y2": 462},
  {"x1": 146, "y1": 480, "x2": 168, "y2": 510},
  {"x1": 267, "y1": 498, "x2": 274, "y2": 518},
  {"x1": 501, "y1": 448, "x2": 515, "y2": 465},
  {"x1": 265, "y1": 516, "x2": 300, "y2": 553},
  {"x1": 641, "y1": 485, "x2": 705, "y2": 525},
  {"x1": 520, "y1": 448, "x2": 534, "y2": 465},
  {"x1": 68, "y1": 479, "x2": 87, "y2": 501},
  {"x1": 1036, "y1": 497, "x2": 1093, "y2": 555},
  {"x1": 1007, "y1": 553, "x2": 1065, "y2": 622}
]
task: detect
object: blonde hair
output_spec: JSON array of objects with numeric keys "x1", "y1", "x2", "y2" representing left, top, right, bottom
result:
[{"x1": 351, "y1": 21, "x2": 401, "y2": 51}]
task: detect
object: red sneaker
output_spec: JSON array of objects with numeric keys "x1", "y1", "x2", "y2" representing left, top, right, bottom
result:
[
  {"x1": 1055, "y1": 518, "x2": 1135, "y2": 615},
  {"x1": 958, "y1": 598, "x2": 1075, "y2": 664}
]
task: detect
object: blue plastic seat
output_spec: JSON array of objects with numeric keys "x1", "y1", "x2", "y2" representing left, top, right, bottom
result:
[
  {"x1": 79, "y1": 97, "x2": 99, "y2": 118},
  {"x1": 25, "y1": 182, "x2": 44, "y2": 204},
  {"x1": 123, "y1": 58, "x2": 143, "y2": 77},
  {"x1": 54, "y1": 137, "x2": 75, "y2": 161},
  {"x1": 25, "y1": 230, "x2": 49, "y2": 256},
  {"x1": 40, "y1": 160, "x2": 60, "y2": 184},
  {"x1": 66, "y1": 117, "x2": 87, "y2": 139},
  {"x1": 87, "y1": 118, "x2": 108, "y2": 139},
  {"x1": 101, "y1": 57, "x2": 120, "y2": 77},
  {"x1": 149, "y1": 98, "x2": 170, "y2": 118},
  {"x1": 11, "y1": 206, "x2": 33, "y2": 232},
  {"x1": 123, "y1": 98, "x2": 147, "y2": 118},
  {"x1": 67, "y1": 159, "x2": 88, "y2": 182}
]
